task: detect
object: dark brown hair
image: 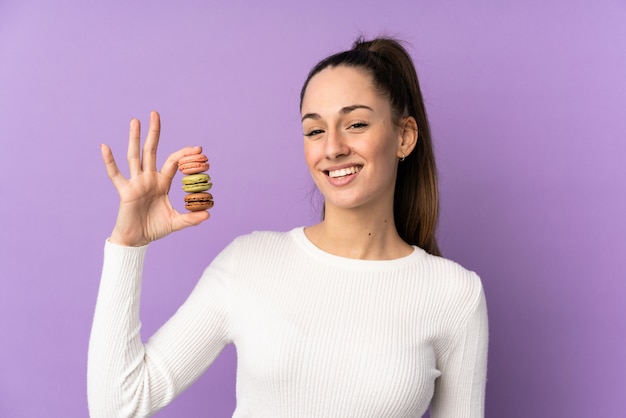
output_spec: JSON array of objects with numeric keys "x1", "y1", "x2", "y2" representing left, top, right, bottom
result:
[{"x1": 300, "y1": 37, "x2": 441, "y2": 256}]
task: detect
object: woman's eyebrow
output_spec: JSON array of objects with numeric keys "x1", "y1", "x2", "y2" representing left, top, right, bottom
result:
[
  {"x1": 301, "y1": 112, "x2": 320, "y2": 122},
  {"x1": 301, "y1": 104, "x2": 373, "y2": 122},
  {"x1": 340, "y1": 104, "x2": 373, "y2": 114}
]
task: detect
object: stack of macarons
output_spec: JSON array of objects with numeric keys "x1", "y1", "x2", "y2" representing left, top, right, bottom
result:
[{"x1": 178, "y1": 153, "x2": 214, "y2": 212}]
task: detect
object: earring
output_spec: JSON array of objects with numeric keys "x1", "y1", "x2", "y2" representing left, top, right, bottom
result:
[{"x1": 400, "y1": 152, "x2": 406, "y2": 162}]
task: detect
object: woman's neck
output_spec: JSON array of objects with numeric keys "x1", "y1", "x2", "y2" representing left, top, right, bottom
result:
[{"x1": 304, "y1": 206, "x2": 413, "y2": 260}]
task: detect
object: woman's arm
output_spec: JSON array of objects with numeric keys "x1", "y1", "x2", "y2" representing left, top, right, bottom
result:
[
  {"x1": 87, "y1": 240, "x2": 232, "y2": 417},
  {"x1": 430, "y1": 279, "x2": 489, "y2": 417},
  {"x1": 88, "y1": 111, "x2": 225, "y2": 417}
]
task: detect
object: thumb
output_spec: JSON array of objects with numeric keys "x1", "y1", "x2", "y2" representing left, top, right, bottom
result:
[{"x1": 173, "y1": 210, "x2": 211, "y2": 231}]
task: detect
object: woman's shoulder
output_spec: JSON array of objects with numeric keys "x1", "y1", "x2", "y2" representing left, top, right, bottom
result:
[
  {"x1": 422, "y1": 250, "x2": 480, "y2": 277},
  {"x1": 224, "y1": 228, "x2": 302, "y2": 258},
  {"x1": 232, "y1": 228, "x2": 297, "y2": 246},
  {"x1": 417, "y1": 250, "x2": 484, "y2": 300},
  {"x1": 205, "y1": 229, "x2": 299, "y2": 274}
]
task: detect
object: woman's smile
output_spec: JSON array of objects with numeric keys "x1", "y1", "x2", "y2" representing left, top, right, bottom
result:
[{"x1": 327, "y1": 165, "x2": 361, "y2": 179}]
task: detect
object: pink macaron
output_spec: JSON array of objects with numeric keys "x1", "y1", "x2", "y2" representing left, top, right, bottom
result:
[{"x1": 178, "y1": 154, "x2": 210, "y2": 174}]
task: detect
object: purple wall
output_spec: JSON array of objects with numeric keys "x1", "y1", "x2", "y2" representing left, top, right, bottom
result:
[{"x1": 1, "y1": 1, "x2": 624, "y2": 417}]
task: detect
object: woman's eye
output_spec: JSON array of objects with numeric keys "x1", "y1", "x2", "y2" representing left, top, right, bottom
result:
[
  {"x1": 304, "y1": 129, "x2": 324, "y2": 137},
  {"x1": 349, "y1": 122, "x2": 368, "y2": 129}
]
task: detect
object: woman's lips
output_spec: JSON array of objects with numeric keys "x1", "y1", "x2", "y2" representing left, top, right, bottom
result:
[
  {"x1": 326, "y1": 165, "x2": 361, "y2": 178},
  {"x1": 324, "y1": 165, "x2": 362, "y2": 186}
]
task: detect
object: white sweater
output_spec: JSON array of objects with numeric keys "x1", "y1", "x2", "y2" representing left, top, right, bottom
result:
[{"x1": 88, "y1": 228, "x2": 488, "y2": 417}]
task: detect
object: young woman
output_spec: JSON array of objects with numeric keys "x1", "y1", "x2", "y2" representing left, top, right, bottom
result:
[{"x1": 89, "y1": 37, "x2": 488, "y2": 417}]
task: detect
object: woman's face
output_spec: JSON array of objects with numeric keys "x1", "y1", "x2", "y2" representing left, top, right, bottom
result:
[{"x1": 301, "y1": 65, "x2": 406, "y2": 214}]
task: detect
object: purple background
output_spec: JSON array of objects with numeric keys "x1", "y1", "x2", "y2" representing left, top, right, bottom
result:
[{"x1": 1, "y1": 1, "x2": 625, "y2": 417}]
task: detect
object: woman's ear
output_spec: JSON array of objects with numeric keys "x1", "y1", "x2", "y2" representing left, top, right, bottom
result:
[{"x1": 397, "y1": 116, "x2": 418, "y2": 159}]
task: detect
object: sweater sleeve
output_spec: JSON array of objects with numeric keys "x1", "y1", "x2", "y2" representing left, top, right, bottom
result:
[
  {"x1": 87, "y1": 240, "x2": 234, "y2": 418},
  {"x1": 430, "y1": 276, "x2": 489, "y2": 418}
]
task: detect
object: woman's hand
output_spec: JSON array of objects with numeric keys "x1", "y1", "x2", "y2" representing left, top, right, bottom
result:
[{"x1": 101, "y1": 111, "x2": 210, "y2": 247}]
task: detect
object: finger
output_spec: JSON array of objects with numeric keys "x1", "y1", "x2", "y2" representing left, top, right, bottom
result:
[
  {"x1": 142, "y1": 110, "x2": 161, "y2": 172},
  {"x1": 127, "y1": 118, "x2": 142, "y2": 176},
  {"x1": 160, "y1": 146, "x2": 204, "y2": 180},
  {"x1": 101, "y1": 144, "x2": 128, "y2": 191},
  {"x1": 172, "y1": 210, "x2": 211, "y2": 232}
]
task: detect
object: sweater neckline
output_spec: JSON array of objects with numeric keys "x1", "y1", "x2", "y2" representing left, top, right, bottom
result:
[{"x1": 288, "y1": 227, "x2": 426, "y2": 270}]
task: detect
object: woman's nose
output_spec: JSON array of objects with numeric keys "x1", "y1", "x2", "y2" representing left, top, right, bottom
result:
[{"x1": 325, "y1": 129, "x2": 350, "y2": 159}]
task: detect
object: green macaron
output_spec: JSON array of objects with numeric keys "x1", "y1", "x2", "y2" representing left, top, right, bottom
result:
[{"x1": 182, "y1": 173, "x2": 212, "y2": 193}]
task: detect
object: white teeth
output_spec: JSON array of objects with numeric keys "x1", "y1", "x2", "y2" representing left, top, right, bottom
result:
[{"x1": 328, "y1": 166, "x2": 360, "y2": 178}]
